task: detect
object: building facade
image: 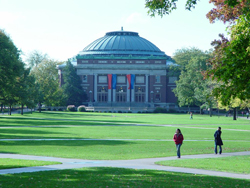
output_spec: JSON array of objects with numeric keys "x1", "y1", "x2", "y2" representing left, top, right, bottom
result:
[{"x1": 58, "y1": 29, "x2": 178, "y2": 108}]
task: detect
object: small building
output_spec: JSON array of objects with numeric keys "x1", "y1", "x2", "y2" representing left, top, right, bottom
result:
[{"x1": 58, "y1": 29, "x2": 178, "y2": 109}]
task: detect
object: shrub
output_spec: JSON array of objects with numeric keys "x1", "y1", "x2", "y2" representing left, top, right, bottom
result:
[
  {"x1": 58, "y1": 108, "x2": 63, "y2": 111},
  {"x1": 168, "y1": 108, "x2": 177, "y2": 113},
  {"x1": 118, "y1": 111, "x2": 122, "y2": 113},
  {"x1": 53, "y1": 108, "x2": 57, "y2": 111},
  {"x1": 128, "y1": 111, "x2": 132, "y2": 113},
  {"x1": 47, "y1": 108, "x2": 51, "y2": 111},
  {"x1": 77, "y1": 105, "x2": 86, "y2": 112},
  {"x1": 153, "y1": 107, "x2": 167, "y2": 113},
  {"x1": 67, "y1": 105, "x2": 76, "y2": 112},
  {"x1": 137, "y1": 111, "x2": 141, "y2": 113},
  {"x1": 108, "y1": 111, "x2": 112, "y2": 113}
]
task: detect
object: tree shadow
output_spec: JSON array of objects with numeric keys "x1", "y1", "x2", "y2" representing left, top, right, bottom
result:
[{"x1": 0, "y1": 167, "x2": 249, "y2": 187}]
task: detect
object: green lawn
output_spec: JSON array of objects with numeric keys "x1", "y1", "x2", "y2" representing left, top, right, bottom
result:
[
  {"x1": 0, "y1": 111, "x2": 249, "y2": 160},
  {"x1": 156, "y1": 155, "x2": 250, "y2": 174},
  {"x1": 0, "y1": 158, "x2": 61, "y2": 169},
  {"x1": 0, "y1": 111, "x2": 249, "y2": 187},
  {"x1": 0, "y1": 167, "x2": 249, "y2": 188}
]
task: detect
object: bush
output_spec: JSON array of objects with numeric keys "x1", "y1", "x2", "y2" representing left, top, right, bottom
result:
[
  {"x1": 53, "y1": 108, "x2": 57, "y2": 111},
  {"x1": 77, "y1": 105, "x2": 86, "y2": 112},
  {"x1": 168, "y1": 108, "x2": 177, "y2": 113},
  {"x1": 118, "y1": 111, "x2": 122, "y2": 113},
  {"x1": 108, "y1": 111, "x2": 112, "y2": 113},
  {"x1": 137, "y1": 111, "x2": 141, "y2": 113},
  {"x1": 153, "y1": 107, "x2": 167, "y2": 113},
  {"x1": 47, "y1": 108, "x2": 51, "y2": 111},
  {"x1": 127, "y1": 111, "x2": 132, "y2": 113},
  {"x1": 67, "y1": 105, "x2": 76, "y2": 112},
  {"x1": 58, "y1": 108, "x2": 63, "y2": 111}
]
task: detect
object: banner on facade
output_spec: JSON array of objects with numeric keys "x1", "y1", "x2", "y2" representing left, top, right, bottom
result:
[
  {"x1": 126, "y1": 74, "x2": 131, "y2": 89},
  {"x1": 108, "y1": 74, "x2": 112, "y2": 89},
  {"x1": 112, "y1": 74, "x2": 117, "y2": 89},
  {"x1": 131, "y1": 74, "x2": 135, "y2": 89}
]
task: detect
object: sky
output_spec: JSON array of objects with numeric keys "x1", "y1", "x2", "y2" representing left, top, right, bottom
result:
[{"x1": 0, "y1": 0, "x2": 228, "y2": 63}]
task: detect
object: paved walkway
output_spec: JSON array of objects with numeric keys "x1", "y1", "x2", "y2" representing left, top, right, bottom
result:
[{"x1": 0, "y1": 151, "x2": 249, "y2": 179}]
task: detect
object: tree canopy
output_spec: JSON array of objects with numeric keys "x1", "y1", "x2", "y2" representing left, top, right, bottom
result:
[{"x1": 62, "y1": 61, "x2": 87, "y2": 106}]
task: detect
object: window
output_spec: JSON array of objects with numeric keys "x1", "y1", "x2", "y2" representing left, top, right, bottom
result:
[
  {"x1": 155, "y1": 75, "x2": 161, "y2": 83},
  {"x1": 136, "y1": 76, "x2": 144, "y2": 84},
  {"x1": 82, "y1": 75, "x2": 87, "y2": 82},
  {"x1": 169, "y1": 77, "x2": 177, "y2": 83},
  {"x1": 98, "y1": 60, "x2": 107, "y2": 63},
  {"x1": 135, "y1": 61, "x2": 145, "y2": 64},
  {"x1": 99, "y1": 76, "x2": 107, "y2": 83},
  {"x1": 117, "y1": 76, "x2": 126, "y2": 83}
]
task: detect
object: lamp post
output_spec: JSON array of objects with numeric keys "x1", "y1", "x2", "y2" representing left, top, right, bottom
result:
[
  {"x1": 150, "y1": 91, "x2": 154, "y2": 107},
  {"x1": 89, "y1": 90, "x2": 92, "y2": 105}
]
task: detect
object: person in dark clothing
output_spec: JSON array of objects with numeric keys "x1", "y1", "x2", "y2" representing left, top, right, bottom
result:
[
  {"x1": 173, "y1": 128, "x2": 184, "y2": 158},
  {"x1": 214, "y1": 127, "x2": 223, "y2": 154}
]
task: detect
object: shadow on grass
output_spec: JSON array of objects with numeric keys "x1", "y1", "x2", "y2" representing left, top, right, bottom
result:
[
  {"x1": 0, "y1": 167, "x2": 249, "y2": 188},
  {"x1": 0, "y1": 140, "x2": 133, "y2": 147}
]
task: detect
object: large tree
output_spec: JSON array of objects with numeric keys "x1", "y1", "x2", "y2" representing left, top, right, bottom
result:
[
  {"x1": 31, "y1": 59, "x2": 65, "y2": 107},
  {"x1": 62, "y1": 61, "x2": 87, "y2": 106},
  {"x1": 173, "y1": 48, "x2": 215, "y2": 112},
  {"x1": 0, "y1": 29, "x2": 25, "y2": 114},
  {"x1": 205, "y1": 1, "x2": 250, "y2": 106}
]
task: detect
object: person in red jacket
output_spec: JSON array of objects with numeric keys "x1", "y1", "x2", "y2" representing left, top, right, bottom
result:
[{"x1": 173, "y1": 128, "x2": 184, "y2": 158}]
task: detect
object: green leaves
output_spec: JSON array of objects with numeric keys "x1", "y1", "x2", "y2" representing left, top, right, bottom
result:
[{"x1": 145, "y1": 0, "x2": 197, "y2": 17}]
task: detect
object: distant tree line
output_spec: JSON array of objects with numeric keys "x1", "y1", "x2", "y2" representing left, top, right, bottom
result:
[{"x1": 0, "y1": 30, "x2": 87, "y2": 115}]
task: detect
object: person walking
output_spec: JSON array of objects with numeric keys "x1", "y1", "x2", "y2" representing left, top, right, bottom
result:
[
  {"x1": 214, "y1": 127, "x2": 223, "y2": 154},
  {"x1": 246, "y1": 112, "x2": 249, "y2": 119},
  {"x1": 173, "y1": 129, "x2": 184, "y2": 158},
  {"x1": 190, "y1": 112, "x2": 193, "y2": 119}
]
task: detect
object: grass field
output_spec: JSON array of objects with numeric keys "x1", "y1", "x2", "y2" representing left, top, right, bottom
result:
[
  {"x1": 0, "y1": 167, "x2": 249, "y2": 188},
  {"x1": 0, "y1": 158, "x2": 61, "y2": 169},
  {"x1": 0, "y1": 112, "x2": 249, "y2": 160},
  {"x1": 0, "y1": 111, "x2": 249, "y2": 187},
  {"x1": 156, "y1": 155, "x2": 250, "y2": 174}
]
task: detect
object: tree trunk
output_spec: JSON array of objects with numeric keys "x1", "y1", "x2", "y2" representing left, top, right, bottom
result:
[
  {"x1": 209, "y1": 104, "x2": 212, "y2": 117},
  {"x1": 9, "y1": 105, "x2": 12, "y2": 115},
  {"x1": 233, "y1": 108, "x2": 237, "y2": 120},
  {"x1": 0, "y1": 104, "x2": 2, "y2": 114},
  {"x1": 21, "y1": 104, "x2": 24, "y2": 115},
  {"x1": 38, "y1": 102, "x2": 41, "y2": 113}
]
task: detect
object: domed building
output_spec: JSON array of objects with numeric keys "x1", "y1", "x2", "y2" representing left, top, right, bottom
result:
[{"x1": 58, "y1": 29, "x2": 178, "y2": 110}]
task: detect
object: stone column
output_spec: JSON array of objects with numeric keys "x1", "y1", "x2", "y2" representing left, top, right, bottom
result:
[
  {"x1": 127, "y1": 81, "x2": 130, "y2": 102},
  {"x1": 145, "y1": 74, "x2": 149, "y2": 103},
  {"x1": 94, "y1": 73, "x2": 97, "y2": 102},
  {"x1": 108, "y1": 89, "x2": 111, "y2": 102},
  {"x1": 113, "y1": 89, "x2": 116, "y2": 102},
  {"x1": 131, "y1": 89, "x2": 135, "y2": 102}
]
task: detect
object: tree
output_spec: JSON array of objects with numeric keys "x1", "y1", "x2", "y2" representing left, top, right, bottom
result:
[
  {"x1": 206, "y1": 5, "x2": 250, "y2": 106},
  {"x1": 62, "y1": 61, "x2": 87, "y2": 106},
  {"x1": 145, "y1": 0, "x2": 242, "y2": 17},
  {"x1": 0, "y1": 29, "x2": 25, "y2": 114},
  {"x1": 16, "y1": 68, "x2": 38, "y2": 115},
  {"x1": 145, "y1": 0, "x2": 198, "y2": 17},
  {"x1": 173, "y1": 48, "x2": 214, "y2": 112},
  {"x1": 26, "y1": 50, "x2": 48, "y2": 69},
  {"x1": 31, "y1": 59, "x2": 65, "y2": 107}
]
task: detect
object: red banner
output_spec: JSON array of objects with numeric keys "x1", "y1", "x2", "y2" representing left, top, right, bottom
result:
[
  {"x1": 126, "y1": 74, "x2": 131, "y2": 89},
  {"x1": 108, "y1": 74, "x2": 112, "y2": 89}
]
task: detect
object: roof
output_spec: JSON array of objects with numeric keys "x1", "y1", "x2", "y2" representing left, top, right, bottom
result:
[{"x1": 78, "y1": 30, "x2": 168, "y2": 58}]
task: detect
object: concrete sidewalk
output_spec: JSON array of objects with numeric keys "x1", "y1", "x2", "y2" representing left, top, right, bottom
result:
[{"x1": 0, "y1": 151, "x2": 249, "y2": 179}]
